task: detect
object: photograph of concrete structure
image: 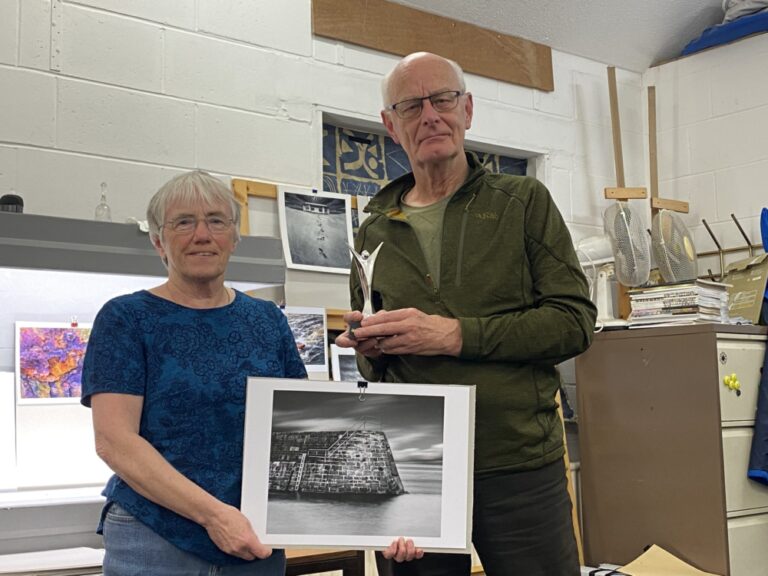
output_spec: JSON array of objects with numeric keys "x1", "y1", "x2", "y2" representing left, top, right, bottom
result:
[
  {"x1": 330, "y1": 344, "x2": 363, "y2": 382},
  {"x1": 278, "y1": 186, "x2": 353, "y2": 274},
  {"x1": 242, "y1": 378, "x2": 475, "y2": 552},
  {"x1": 282, "y1": 306, "x2": 327, "y2": 373}
]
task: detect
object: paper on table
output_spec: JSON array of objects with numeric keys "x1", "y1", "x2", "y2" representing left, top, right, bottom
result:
[
  {"x1": 0, "y1": 547, "x2": 104, "y2": 575},
  {"x1": 620, "y1": 544, "x2": 721, "y2": 576}
]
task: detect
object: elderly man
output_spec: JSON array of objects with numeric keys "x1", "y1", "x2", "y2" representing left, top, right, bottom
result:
[{"x1": 336, "y1": 52, "x2": 596, "y2": 575}]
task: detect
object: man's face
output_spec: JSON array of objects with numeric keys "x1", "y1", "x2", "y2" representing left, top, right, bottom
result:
[
  {"x1": 153, "y1": 200, "x2": 238, "y2": 286},
  {"x1": 381, "y1": 56, "x2": 473, "y2": 169}
]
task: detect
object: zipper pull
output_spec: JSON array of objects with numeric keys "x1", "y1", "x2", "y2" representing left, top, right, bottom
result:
[{"x1": 426, "y1": 274, "x2": 439, "y2": 298}]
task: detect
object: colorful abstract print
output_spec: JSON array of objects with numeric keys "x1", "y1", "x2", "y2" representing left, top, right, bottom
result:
[{"x1": 18, "y1": 326, "x2": 91, "y2": 400}]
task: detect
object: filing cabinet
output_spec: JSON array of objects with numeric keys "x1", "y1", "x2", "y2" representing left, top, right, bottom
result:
[{"x1": 576, "y1": 325, "x2": 767, "y2": 576}]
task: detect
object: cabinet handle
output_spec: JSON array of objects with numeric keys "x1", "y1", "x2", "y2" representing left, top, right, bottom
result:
[{"x1": 723, "y1": 373, "x2": 741, "y2": 396}]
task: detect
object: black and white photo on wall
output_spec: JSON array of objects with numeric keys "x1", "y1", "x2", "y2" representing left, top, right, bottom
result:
[
  {"x1": 330, "y1": 344, "x2": 363, "y2": 382},
  {"x1": 241, "y1": 378, "x2": 475, "y2": 552},
  {"x1": 277, "y1": 186, "x2": 353, "y2": 274}
]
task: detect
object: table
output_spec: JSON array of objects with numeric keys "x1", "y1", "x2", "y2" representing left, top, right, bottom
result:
[{"x1": 285, "y1": 549, "x2": 365, "y2": 576}]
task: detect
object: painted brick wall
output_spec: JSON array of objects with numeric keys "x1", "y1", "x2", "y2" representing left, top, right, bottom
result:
[
  {"x1": 644, "y1": 33, "x2": 768, "y2": 275},
  {"x1": 0, "y1": 0, "x2": 651, "y2": 308},
  {"x1": 270, "y1": 430, "x2": 405, "y2": 495}
]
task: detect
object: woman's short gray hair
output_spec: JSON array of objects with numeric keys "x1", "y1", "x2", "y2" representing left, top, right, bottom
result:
[{"x1": 147, "y1": 170, "x2": 241, "y2": 244}]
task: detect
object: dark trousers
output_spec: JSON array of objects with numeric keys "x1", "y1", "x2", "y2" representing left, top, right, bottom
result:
[{"x1": 377, "y1": 459, "x2": 579, "y2": 576}]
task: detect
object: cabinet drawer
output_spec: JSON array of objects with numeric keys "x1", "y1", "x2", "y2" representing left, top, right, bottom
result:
[
  {"x1": 718, "y1": 341, "x2": 765, "y2": 424},
  {"x1": 728, "y1": 513, "x2": 768, "y2": 576},
  {"x1": 723, "y1": 428, "x2": 768, "y2": 514}
]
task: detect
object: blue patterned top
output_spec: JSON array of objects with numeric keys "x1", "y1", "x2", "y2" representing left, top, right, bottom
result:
[{"x1": 81, "y1": 290, "x2": 307, "y2": 565}]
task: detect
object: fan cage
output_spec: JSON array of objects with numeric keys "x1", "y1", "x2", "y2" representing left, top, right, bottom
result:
[
  {"x1": 651, "y1": 210, "x2": 698, "y2": 283},
  {"x1": 603, "y1": 201, "x2": 651, "y2": 287}
]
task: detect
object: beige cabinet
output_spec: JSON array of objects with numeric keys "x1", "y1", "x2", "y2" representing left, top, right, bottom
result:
[{"x1": 576, "y1": 325, "x2": 767, "y2": 576}]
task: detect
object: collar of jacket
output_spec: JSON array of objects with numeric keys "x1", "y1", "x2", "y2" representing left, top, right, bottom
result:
[{"x1": 365, "y1": 152, "x2": 486, "y2": 220}]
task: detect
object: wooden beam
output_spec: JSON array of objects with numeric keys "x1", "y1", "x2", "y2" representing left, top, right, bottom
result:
[
  {"x1": 607, "y1": 67, "x2": 625, "y2": 188},
  {"x1": 232, "y1": 179, "x2": 277, "y2": 236},
  {"x1": 648, "y1": 86, "x2": 659, "y2": 201},
  {"x1": 650, "y1": 197, "x2": 690, "y2": 213},
  {"x1": 326, "y1": 308, "x2": 349, "y2": 332},
  {"x1": 604, "y1": 187, "x2": 647, "y2": 200},
  {"x1": 558, "y1": 390, "x2": 584, "y2": 567},
  {"x1": 312, "y1": 0, "x2": 554, "y2": 91}
]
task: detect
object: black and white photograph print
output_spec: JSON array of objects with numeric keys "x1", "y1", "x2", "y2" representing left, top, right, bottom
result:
[
  {"x1": 282, "y1": 306, "x2": 327, "y2": 374},
  {"x1": 241, "y1": 378, "x2": 475, "y2": 553},
  {"x1": 278, "y1": 186, "x2": 353, "y2": 274},
  {"x1": 330, "y1": 344, "x2": 364, "y2": 382}
]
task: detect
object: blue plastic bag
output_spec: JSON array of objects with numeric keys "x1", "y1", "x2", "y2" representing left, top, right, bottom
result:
[{"x1": 762, "y1": 208, "x2": 768, "y2": 251}]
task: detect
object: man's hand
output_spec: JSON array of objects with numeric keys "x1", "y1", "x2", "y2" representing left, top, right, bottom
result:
[
  {"x1": 334, "y1": 310, "x2": 382, "y2": 359},
  {"x1": 383, "y1": 537, "x2": 425, "y2": 562},
  {"x1": 352, "y1": 308, "x2": 462, "y2": 357},
  {"x1": 203, "y1": 504, "x2": 272, "y2": 561}
]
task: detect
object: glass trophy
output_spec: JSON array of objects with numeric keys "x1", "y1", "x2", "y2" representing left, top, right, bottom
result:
[{"x1": 347, "y1": 242, "x2": 383, "y2": 338}]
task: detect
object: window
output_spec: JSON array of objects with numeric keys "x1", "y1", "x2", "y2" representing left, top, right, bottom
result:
[{"x1": 322, "y1": 123, "x2": 527, "y2": 197}]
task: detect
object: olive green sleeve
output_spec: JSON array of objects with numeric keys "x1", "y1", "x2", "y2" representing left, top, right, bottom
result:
[{"x1": 458, "y1": 183, "x2": 597, "y2": 364}]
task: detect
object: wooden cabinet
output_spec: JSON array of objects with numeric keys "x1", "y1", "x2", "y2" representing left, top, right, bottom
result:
[{"x1": 576, "y1": 325, "x2": 767, "y2": 576}]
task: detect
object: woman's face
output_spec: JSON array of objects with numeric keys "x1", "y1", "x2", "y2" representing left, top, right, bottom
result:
[{"x1": 153, "y1": 199, "x2": 238, "y2": 287}]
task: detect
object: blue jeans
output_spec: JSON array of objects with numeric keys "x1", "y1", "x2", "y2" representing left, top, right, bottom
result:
[{"x1": 102, "y1": 504, "x2": 286, "y2": 576}]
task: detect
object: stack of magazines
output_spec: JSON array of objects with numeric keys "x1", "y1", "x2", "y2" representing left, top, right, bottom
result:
[{"x1": 627, "y1": 279, "x2": 730, "y2": 328}]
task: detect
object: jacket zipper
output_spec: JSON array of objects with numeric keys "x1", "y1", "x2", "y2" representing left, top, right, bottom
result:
[
  {"x1": 426, "y1": 273, "x2": 439, "y2": 301},
  {"x1": 455, "y1": 192, "x2": 478, "y2": 288}
]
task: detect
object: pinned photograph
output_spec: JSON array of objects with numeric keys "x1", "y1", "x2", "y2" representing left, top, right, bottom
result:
[
  {"x1": 15, "y1": 322, "x2": 92, "y2": 404},
  {"x1": 278, "y1": 186, "x2": 353, "y2": 274},
  {"x1": 330, "y1": 344, "x2": 363, "y2": 382},
  {"x1": 282, "y1": 307, "x2": 328, "y2": 373},
  {"x1": 241, "y1": 378, "x2": 475, "y2": 552}
]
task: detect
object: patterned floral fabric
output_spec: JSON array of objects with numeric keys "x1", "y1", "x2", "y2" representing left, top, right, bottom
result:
[{"x1": 81, "y1": 290, "x2": 306, "y2": 565}]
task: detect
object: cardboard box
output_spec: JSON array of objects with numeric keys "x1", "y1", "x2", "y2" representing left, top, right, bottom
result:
[{"x1": 725, "y1": 252, "x2": 768, "y2": 325}]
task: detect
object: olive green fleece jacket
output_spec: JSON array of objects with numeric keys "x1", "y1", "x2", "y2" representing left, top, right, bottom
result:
[{"x1": 351, "y1": 154, "x2": 597, "y2": 474}]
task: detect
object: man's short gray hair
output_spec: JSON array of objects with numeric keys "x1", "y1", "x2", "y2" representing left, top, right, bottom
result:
[
  {"x1": 380, "y1": 53, "x2": 467, "y2": 108},
  {"x1": 147, "y1": 170, "x2": 241, "y2": 245}
]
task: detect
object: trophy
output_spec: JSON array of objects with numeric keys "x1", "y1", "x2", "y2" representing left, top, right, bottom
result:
[{"x1": 348, "y1": 242, "x2": 383, "y2": 338}]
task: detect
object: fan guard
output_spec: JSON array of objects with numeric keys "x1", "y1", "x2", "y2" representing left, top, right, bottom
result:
[
  {"x1": 651, "y1": 209, "x2": 698, "y2": 283},
  {"x1": 603, "y1": 201, "x2": 651, "y2": 287}
]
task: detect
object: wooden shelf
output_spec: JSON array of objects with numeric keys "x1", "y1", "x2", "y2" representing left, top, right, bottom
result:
[{"x1": 327, "y1": 308, "x2": 350, "y2": 332}]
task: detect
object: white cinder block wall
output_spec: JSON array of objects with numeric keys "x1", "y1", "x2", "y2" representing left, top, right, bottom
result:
[
  {"x1": 1, "y1": 0, "x2": 767, "y2": 566},
  {"x1": 0, "y1": 0, "x2": 648, "y2": 308},
  {"x1": 644, "y1": 33, "x2": 768, "y2": 275}
]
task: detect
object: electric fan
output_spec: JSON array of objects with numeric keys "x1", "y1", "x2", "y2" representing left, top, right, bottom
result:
[
  {"x1": 603, "y1": 201, "x2": 651, "y2": 287},
  {"x1": 651, "y1": 209, "x2": 698, "y2": 283}
]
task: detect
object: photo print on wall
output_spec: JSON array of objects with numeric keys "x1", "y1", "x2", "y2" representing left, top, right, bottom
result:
[
  {"x1": 282, "y1": 307, "x2": 328, "y2": 374},
  {"x1": 278, "y1": 186, "x2": 353, "y2": 274},
  {"x1": 330, "y1": 344, "x2": 364, "y2": 382},
  {"x1": 241, "y1": 378, "x2": 475, "y2": 552},
  {"x1": 15, "y1": 322, "x2": 92, "y2": 404}
]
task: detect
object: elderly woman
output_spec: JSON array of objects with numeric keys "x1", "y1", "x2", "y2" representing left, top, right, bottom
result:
[{"x1": 81, "y1": 170, "x2": 306, "y2": 575}]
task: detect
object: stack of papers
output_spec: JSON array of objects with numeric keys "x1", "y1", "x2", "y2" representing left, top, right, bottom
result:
[
  {"x1": 627, "y1": 279, "x2": 730, "y2": 328},
  {"x1": 0, "y1": 547, "x2": 104, "y2": 576}
]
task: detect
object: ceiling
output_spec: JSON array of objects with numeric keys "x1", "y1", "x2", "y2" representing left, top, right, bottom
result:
[{"x1": 392, "y1": 0, "x2": 726, "y2": 72}]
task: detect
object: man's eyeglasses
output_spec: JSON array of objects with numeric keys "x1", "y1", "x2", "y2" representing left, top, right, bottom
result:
[
  {"x1": 162, "y1": 215, "x2": 234, "y2": 235},
  {"x1": 388, "y1": 90, "x2": 464, "y2": 120}
]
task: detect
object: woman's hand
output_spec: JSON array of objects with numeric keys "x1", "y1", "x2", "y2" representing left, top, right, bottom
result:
[{"x1": 203, "y1": 503, "x2": 272, "y2": 561}]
